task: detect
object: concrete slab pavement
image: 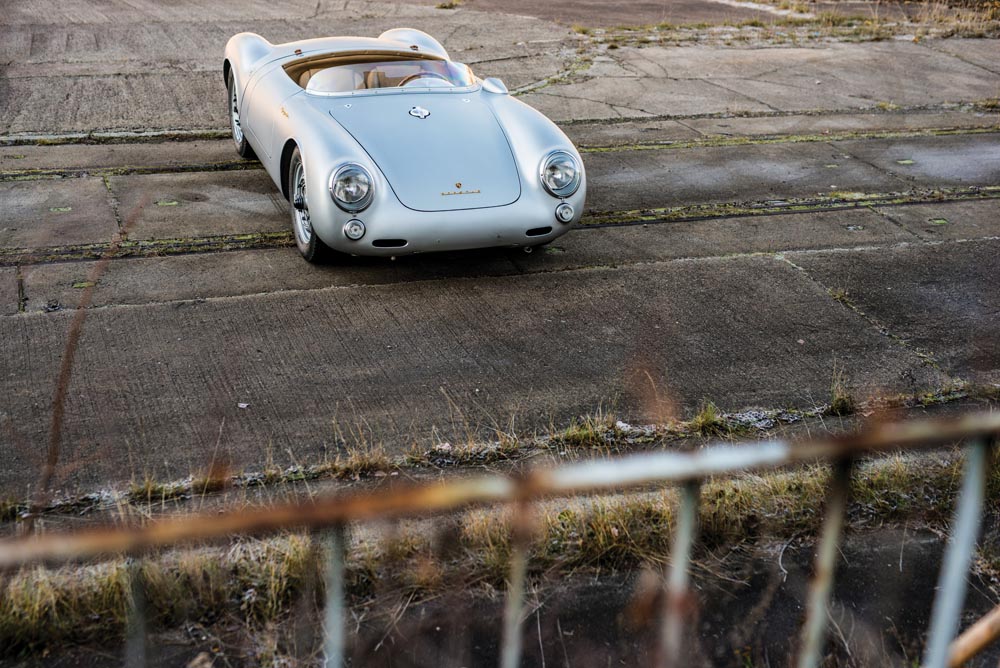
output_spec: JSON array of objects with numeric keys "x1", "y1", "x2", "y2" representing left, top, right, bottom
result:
[
  {"x1": 790, "y1": 239, "x2": 1000, "y2": 385},
  {"x1": 0, "y1": 1, "x2": 576, "y2": 135},
  {"x1": 0, "y1": 268, "x2": 19, "y2": 316},
  {"x1": 0, "y1": 178, "x2": 118, "y2": 249},
  {"x1": 418, "y1": 0, "x2": 778, "y2": 27},
  {"x1": 681, "y1": 111, "x2": 1000, "y2": 137},
  {"x1": 520, "y1": 42, "x2": 1000, "y2": 123},
  {"x1": 6, "y1": 131, "x2": 995, "y2": 265},
  {"x1": 1, "y1": 0, "x2": 998, "y2": 501},
  {"x1": 18, "y1": 247, "x2": 523, "y2": 312},
  {"x1": 110, "y1": 171, "x2": 287, "y2": 241},
  {"x1": 17, "y1": 205, "x2": 920, "y2": 311},
  {"x1": 4, "y1": 2, "x2": 999, "y2": 137},
  {"x1": 873, "y1": 198, "x2": 1000, "y2": 241},
  {"x1": 0, "y1": 254, "x2": 948, "y2": 494},
  {"x1": 0, "y1": 140, "x2": 245, "y2": 174},
  {"x1": 584, "y1": 139, "x2": 909, "y2": 211},
  {"x1": 567, "y1": 110, "x2": 1000, "y2": 147},
  {"x1": 922, "y1": 39, "x2": 1000, "y2": 77},
  {"x1": 836, "y1": 134, "x2": 1000, "y2": 186}
]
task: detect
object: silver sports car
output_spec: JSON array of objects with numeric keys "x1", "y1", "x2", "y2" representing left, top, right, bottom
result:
[{"x1": 223, "y1": 28, "x2": 586, "y2": 262}]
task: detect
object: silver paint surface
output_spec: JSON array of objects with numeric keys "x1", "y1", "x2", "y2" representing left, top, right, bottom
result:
[{"x1": 223, "y1": 29, "x2": 586, "y2": 256}]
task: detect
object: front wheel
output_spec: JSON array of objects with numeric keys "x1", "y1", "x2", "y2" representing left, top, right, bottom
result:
[
  {"x1": 227, "y1": 70, "x2": 256, "y2": 160},
  {"x1": 288, "y1": 147, "x2": 335, "y2": 263}
]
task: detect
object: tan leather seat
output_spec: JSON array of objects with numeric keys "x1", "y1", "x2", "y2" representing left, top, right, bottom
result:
[{"x1": 304, "y1": 68, "x2": 364, "y2": 93}]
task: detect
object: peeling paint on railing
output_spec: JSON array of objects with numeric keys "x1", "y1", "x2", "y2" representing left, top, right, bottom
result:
[{"x1": 2, "y1": 412, "x2": 999, "y2": 667}]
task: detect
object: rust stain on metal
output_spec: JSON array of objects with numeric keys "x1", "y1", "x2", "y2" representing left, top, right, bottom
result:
[{"x1": 2, "y1": 413, "x2": 1000, "y2": 570}]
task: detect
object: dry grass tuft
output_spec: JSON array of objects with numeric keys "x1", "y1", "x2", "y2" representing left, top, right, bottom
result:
[
  {"x1": 557, "y1": 413, "x2": 621, "y2": 449},
  {"x1": 826, "y1": 367, "x2": 857, "y2": 417},
  {"x1": 688, "y1": 401, "x2": 729, "y2": 437},
  {"x1": 1, "y1": 451, "x2": 993, "y2": 655},
  {"x1": 333, "y1": 444, "x2": 393, "y2": 480},
  {"x1": 126, "y1": 476, "x2": 186, "y2": 504}
]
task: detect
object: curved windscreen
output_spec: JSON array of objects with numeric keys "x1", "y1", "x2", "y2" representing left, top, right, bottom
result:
[{"x1": 303, "y1": 59, "x2": 476, "y2": 94}]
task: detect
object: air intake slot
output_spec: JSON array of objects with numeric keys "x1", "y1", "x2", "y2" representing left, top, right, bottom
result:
[
  {"x1": 525, "y1": 226, "x2": 552, "y2": 237},
  {"x1": 372, "y1": 239, "x2": 408, "y2": 248}
]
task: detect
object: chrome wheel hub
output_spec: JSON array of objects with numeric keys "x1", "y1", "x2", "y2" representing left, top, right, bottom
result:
[
  {"x1": 292, "y1": 163, "x2": 312, "y2": 244},
  {"x1": 230, "y1": 81, "x2": 243, "y2": 145}
]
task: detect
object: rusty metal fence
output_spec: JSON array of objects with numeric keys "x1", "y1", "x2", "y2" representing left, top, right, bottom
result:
[{"x1": 2, "y1": 412, "x2": 1000, "y2": 667}]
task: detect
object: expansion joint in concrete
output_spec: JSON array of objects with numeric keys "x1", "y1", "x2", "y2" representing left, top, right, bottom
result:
[
  {"x1": 580, "y1": 186, "x2": 1000, "y2": 229},
  {"x1": 102, "y1": 174, "x2": 125, "y2": 239},
  {"x1": 0, "y1": 160, "x2": 265, "y2": 183},
  {"x1": 580, "y1": 126, "x2": 1000, "y2": 154},
  {"x1": 774, "y1": 253, "x2": 950, "y2": 376},
  {"x1": 15, "y1": 266, "x2": 26, "y2": 313}
]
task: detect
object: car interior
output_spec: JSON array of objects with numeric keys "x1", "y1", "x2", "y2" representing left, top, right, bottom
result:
[{"x1": 284, "y1": 53, "x2": 475, "y2": 93}]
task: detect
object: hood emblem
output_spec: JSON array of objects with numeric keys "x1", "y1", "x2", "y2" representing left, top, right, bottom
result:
[
  {"x1": 409, "y1": 106, "x2": 430, "y2": 119},
  {"x1": 442, "y1": 183, "x2": 481, "y2": 196}
]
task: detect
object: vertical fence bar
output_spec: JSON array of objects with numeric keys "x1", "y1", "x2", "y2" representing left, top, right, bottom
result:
[
  {"x1": 797, "y1": 458, "x2": 852, "y2": 668},
  {"x1": 124, "y1": 556, "x2": 147, "y2": 668},
  {"x1": 500, "y1": 502, "x2": 532, "y2": 668},
  {"x1": 660, "y1": 480, "x2": 701, "y2": 668},
  {"x1": 323, "y1": 524, "x2": 347, "y2": 668},
  {"x1": 922, "y1": 438, "x2": 989, "y2": 668}
]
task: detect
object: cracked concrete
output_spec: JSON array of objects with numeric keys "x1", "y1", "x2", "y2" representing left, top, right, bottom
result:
[
  {"x1": 790, "y1": 239, "x2": 1000, "y2": 385},
  {"x1": 108, "y1": 171, "x2": 288, "y2": 241},
  {"x1": 0, "y1": 268, "x2": 19, "y2": 316},
  {"x1": 0, "y1": 177, "x2": 118, "y2": 248},
  {"x1": 0, "y1": 0, "x2": 998, "y2": 503},
  {"x1": 0, "y1": 254, "x2": 949, "y2": 493},
  {"x1": 520, "y1": 42, "x2": 1000, "y2": 122},
  {"x1": 0, "y1": 1, "x2": 578, "y2": 134}
]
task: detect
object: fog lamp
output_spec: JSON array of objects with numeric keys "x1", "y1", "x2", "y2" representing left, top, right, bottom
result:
[
  {"x1": 555, "y1": 202, "x2": 575, "y2": 223},
  {"x1": 343, "y1": 219, "x2": 366, "y2": 240}
]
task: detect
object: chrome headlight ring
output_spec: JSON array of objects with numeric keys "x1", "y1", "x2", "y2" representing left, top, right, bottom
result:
[
  {"x1": 329, "y1": 163, "x2": 374, "y2": 213},
  {"x1": 539, "y1": 150, "x2": 582, "y2": 198}
]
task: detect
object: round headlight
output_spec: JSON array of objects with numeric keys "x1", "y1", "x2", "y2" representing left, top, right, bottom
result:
[
  {"x1": 329, "y1": 164, "x2": 374, "y2": 212},
  {"x1": 540, "y1": 150, "x2": 581, "y2": 198}
]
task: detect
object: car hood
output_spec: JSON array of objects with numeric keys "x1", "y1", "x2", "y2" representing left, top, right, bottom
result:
[{"x1": 328, "y1": 93, "x2": 521, "y2": 212}]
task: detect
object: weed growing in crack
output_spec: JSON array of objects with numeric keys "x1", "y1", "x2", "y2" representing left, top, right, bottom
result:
[{"x1": 826, "y1": 366, "x2": 857, "y2": 417}]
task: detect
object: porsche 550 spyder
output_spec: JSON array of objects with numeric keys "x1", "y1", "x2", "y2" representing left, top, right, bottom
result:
[{"x1": 223, "y1": 28, "x2": 586, "y2": 262}]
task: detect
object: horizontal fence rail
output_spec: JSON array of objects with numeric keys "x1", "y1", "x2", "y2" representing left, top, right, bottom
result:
[{"x1": 1, "y1": 411, "x2": 999, "y2": 667}]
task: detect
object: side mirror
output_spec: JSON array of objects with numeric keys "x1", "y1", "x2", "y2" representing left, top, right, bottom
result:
[{"x1": 482, "y1": 77, "x2": 509, "y2": 94}]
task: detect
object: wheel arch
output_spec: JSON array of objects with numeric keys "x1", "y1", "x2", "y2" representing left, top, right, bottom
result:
[
  {"x1": 279, "y1": 139, "x2": 299, "y2": 201},
  {"x1": 223, "y1": 59, "x2": 231, "y2": 86}
]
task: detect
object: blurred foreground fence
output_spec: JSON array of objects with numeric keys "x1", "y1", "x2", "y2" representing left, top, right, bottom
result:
[{"x1": 2, "y1": 412, "x2": 1000, "y2": 667}]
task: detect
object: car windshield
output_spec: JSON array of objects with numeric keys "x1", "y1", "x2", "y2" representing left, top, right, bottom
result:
[{"x1": 302, "y1": 59, "x2": 476, "y2": 94}]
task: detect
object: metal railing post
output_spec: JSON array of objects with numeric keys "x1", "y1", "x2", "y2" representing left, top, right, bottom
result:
[
  {"x1": 660, "y1": 480, "x2": 701, "y2": 668},
  {"x1": 500, "y1": 502, "x2": 532, "y2": 668},
  {"x1": 922, "y1": 438, "x2": 989, "y2": 668},
  {"x1": 797, "y1": 458, "x2": 852, "y2": 668},
  {"x1": 124, "y1": 556, "x2": 147, "y2": 668},
  {"x1": 322, "y1": 524, "x2": 347, "y2": 668}
]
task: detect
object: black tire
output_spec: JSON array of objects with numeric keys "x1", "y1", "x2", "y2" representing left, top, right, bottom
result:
[
  {"x1": 227, "y1": 70, "x2": 257, "y2": 160},
  {"x1": 288, "y1": 147, "x2": 336, "y2": 263}
]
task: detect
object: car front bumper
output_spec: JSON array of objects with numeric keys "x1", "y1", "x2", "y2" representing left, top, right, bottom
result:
[{"x1": 310, "y1": 188, "x2": 586, "y2": 257}]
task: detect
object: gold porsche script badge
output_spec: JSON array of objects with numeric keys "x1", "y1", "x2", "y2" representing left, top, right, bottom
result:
[{"x1": 442, "y1": 182, "x2": 481, "y2": 196}]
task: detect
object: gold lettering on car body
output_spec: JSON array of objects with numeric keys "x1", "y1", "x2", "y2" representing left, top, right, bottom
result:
[
  {"x1": 441, "y1": 189, "x2": 481, "y2": 196},
  {"x1": 280, "y1": 107, "x2": 289, "y2": 118}
]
